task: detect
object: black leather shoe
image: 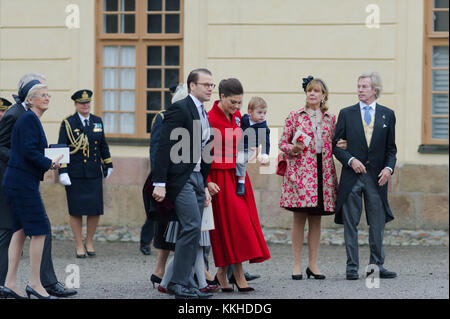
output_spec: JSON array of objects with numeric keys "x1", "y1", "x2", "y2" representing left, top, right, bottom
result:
[
  {"x1": 236, "y1": 183, "x2": 245, "y2": 196},
  {"x1": 346, "y1": 272, "x2": 359, "y2": 280},
  {"x1": 367, "y1": 268, "x2": 397, "y2": 279},
  {"x1": 26, "y1": 285, "x2": 58, "y2": 299},
  {"x1": 167, "y1": 283, "x2": 199, "y2": 299},
  {"x1": 140, "y1": 246, "x2": 151, "y2": 255},
  {"x1": 150, "y1": 274, "x2": 162, "y2": 288},
  {"x1": 306, "y1": 267, "x2": 326, "y2": 280},
  {"x1": 191, "y1": 287, "x2": 213, "y2": 299},
  {"x1": 45, "y1": 282, "x2": 77, "y2": 297},
  {"x1": 84, "y1": 245, "x2": 96, "y2": 257},
  {"x1": 244, "y1": 272, "x2": 260, "y2": 281},
  {"x1": 291, "y1": 274, "x2": 303, "y2": 280},
  {"x1": 1, "y1": 286, "x2": 27, "y2": 299}
]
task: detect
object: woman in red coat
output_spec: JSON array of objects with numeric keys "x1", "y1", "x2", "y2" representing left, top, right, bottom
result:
[{"x1": 207, "y1": 78, "x2": 270, "y2": 292}]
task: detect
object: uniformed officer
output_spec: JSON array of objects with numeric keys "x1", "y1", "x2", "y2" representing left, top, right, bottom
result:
[
  {"x1": 57, "y1": 90, "x2": 113, "y2": 258},
  {"x1": 0, "y1": 97, "x2": 12, "y2": 120}
]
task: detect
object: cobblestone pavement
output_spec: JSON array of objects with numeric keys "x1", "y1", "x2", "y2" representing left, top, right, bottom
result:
[{"x1": 52, "y1": 225, "x2": 449, "y2": 247}]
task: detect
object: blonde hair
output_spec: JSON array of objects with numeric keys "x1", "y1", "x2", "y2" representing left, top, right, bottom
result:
[
  {"x1": 305, "y1": 79, "x2": 329, "y2": 112},
  {"x1": 248, "y1": 96, "x2": 268, "y2": 112},
  {"x1": 358, "y1": 72, "x2": 383, "y2": 98}
]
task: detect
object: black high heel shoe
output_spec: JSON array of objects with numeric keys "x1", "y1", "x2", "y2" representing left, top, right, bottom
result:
[
  {"x1": 229, "y1": 275, "x2": 254, "y2": 292},
  {"x1": 214, "y1": 274, "x2": 233, "y2": 292},
  {"x1": 2, "y1": 286, "x2": 27, "y2": 299},
  {"x1": 84, "y1": 244, "x2": 96, "y2": 257},
  {"x1": 150, "y1": 274, "x2": 162, "y2": 288},
  {"x1": 306, "y1": 267, "x2": 326, "y2": 280},
  {"x1": 25, "y1": 285, "x2": 58, "y2": 299},
  {"x1": 291, "y1": 274, "x2": 303, "y2": 280}
]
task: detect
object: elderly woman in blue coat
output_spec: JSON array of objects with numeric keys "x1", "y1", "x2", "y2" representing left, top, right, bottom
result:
[{"x1": 1, "y1": 82, "x2": 63, "y2": 299}]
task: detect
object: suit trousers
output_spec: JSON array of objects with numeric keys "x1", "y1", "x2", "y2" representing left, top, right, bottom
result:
[
  {"x1": 0, "y1": 228, "x2": 58, "y2": 287},
  {"x1": 342, "y1": 172, "x2": 386, "y2": 273},
  {"x1": 170, "y1": 171, "x2": 205, "y2": 287}
]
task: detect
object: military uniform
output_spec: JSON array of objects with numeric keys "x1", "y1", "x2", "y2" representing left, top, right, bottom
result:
[
  {"x1": 0, "y1": 98, "x2": 12, "y2": 120},
  {"x1": 57, "y1": 90, "x2": 112, "y2": 216}
]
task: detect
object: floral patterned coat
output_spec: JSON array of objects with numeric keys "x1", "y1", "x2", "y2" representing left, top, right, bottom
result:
[{"x1": 279, "y1": 107, "x2": 338, "y2": 212}]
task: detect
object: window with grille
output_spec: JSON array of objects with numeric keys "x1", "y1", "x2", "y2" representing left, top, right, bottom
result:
[
  {"x1": 96, "y1": 0, "x2": 183, "y2": 139},
  {"x1": 422, "y1": 0, "x2": 449, "y2": 145}
]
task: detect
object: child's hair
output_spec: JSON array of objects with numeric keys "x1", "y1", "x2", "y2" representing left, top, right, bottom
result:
[{"x1": 247, "y1": 96, "x2": 267, "y2": 112}]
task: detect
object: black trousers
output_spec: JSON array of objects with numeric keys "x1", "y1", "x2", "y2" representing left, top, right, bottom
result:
[
  {"x1": 0, "y1": 228, "x2": 58, "y2": 287},
  {"x1": 140, "y1": 218, "x2": 156, "y2": 247}
]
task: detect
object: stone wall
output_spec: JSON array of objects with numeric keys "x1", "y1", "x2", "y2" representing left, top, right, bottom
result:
[{"x1": 41, "y1": 158, "x2": 449, "y2": 231}]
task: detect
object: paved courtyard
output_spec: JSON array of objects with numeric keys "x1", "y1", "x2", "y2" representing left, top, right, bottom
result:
[{"x1": 9, "y1": 240, "x2": 449, "y2": 300}]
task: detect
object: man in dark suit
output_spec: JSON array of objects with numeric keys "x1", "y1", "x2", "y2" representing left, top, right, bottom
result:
[
  {"x1": 152, "y1": 69, "x2": 214, "y2": 299},
  {"x1": 333, "y1": 72, "x2": 397, "y2": 280},
  {"x1": 0, "y1": 74, "x2": 77, "y2": 298}
]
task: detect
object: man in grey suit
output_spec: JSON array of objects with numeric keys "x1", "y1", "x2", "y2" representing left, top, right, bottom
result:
[
  {"x1": 0, "y1": 73, "x2": 77, "y2": 298},
  {"x1": 333, "y1": 72, "x2": 397, "y2": 280},
  {"x1": 152, "y1": 69, "x2": 214, "y2": 299}
]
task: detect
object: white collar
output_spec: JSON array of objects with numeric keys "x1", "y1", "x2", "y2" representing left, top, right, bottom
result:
[
  {"x1": 78, "y1": 112, "x2": 90, "y2": 123},
  {"x1": 359, "y1": 101, "x2": 377, "y2": 111},
  {"x1": 249, "y1": 118, "x2": 265, "y2": 126},
  {"x1": 21, "y1": 102, "x2": 27, "y2": 110},
  {"x1": 189, "y1": 94, "x2": 203, "y2": 109}
]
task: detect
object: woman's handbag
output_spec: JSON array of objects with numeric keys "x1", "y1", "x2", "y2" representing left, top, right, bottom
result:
[{"x1": 276, "y1": 153, "x2": 287, "y2": 176}]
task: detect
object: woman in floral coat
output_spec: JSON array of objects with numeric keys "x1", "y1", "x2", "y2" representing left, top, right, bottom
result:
[{"x1": 279, "y1": 76, "x2": 346, "y2": 280}]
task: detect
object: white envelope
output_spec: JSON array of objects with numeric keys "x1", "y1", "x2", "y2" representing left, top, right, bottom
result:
[
  {"x1": 293, "y1": 130, "x2": 312, "y2": 147},
  {"x1": 44, "y1": 147, "x2": 70, "y2": 164},
  {"x1": 201, "y1": 204, "x2": 215, "y2": 231}
]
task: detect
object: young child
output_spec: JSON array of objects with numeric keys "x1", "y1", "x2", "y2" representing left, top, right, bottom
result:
[{"x1": 236, "y1": 96, "x2": 270, "y2": 196}]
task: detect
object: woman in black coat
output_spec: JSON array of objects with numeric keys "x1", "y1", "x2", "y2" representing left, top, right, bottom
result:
[{"x1": 2, "y1": 83, "x2": 62, "y2": 299}]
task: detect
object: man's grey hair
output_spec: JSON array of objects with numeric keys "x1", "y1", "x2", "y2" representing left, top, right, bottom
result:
[
  {"x1": 358, "y1": 72, "x2": 383, "y2": 98},
  {"x1": 17, "y1": 73, "x2": 47, "y2": 91},
  {"x1": 25, "y1": 84, "x2": 48, "y2": 108}
]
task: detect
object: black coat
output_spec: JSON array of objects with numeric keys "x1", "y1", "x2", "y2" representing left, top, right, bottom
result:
[
  {"x1": 57, "y1": 112, "x2": 112, "y2": 179},
  {"x1": 332, "y1": 103, "x2": 397, "y2": 225},
  {"x1": 0, "y1": 103, "x2": 26, "y2": 229},
  {"x1": 151, "y1": 96, "x2": 213, "y2": 203}
]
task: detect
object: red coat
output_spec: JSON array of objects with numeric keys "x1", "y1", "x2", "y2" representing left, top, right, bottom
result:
[
  {"x1": 207, "y1": 100, "x2": 242, "y2": 170},
  {"x1": 206, "y1": 100, "x2": 271, "y2": 267}
]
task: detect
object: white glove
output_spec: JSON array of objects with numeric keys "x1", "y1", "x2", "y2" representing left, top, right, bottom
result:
[
  {"x1": 106, "y1": 168, "x2": 114, "y2": 179},
  {"x1": 59, "y1": 173, "x2": 72, "y2": 186}
]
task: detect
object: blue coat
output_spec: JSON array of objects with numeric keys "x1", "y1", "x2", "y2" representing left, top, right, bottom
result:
[
  {"x1": 241, "y1": 114, "x2": 271, "y2": 155},
  {"x1": 4, "y1": 110, "x2": 52, "y2": 186}
]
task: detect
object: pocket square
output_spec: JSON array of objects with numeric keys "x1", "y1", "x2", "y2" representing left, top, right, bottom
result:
[{"x1": 383, "y1": 124, "x2": 387, "y2": 128}]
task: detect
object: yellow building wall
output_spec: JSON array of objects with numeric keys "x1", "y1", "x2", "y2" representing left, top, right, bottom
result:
[{"x1": 0, "y1": 0, "x2": 448, "y2": 165}]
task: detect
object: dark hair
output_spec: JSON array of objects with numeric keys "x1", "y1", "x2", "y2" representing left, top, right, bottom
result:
[
  {"x1": 218, "y1": 78, "x2": 244, "y2": 98},
  {"x1": 186, "y1": 68, "x2": 212, "y2": 93}
]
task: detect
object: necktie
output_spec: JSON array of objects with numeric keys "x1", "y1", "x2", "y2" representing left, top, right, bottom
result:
[
  {"x1": 199, "y1": 105, "x2": 209, "y2": 147},
  {"x1": 84, "y1": 119, "x2": 89, "y2": 127},
  {"x1": 363, "y1": 106, "x2": 372, "y2": 126}
]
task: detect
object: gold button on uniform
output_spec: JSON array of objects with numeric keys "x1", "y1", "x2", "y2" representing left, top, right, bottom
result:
[{"x1": 84, "y1": 159, "x2": 87, "y2": 163}]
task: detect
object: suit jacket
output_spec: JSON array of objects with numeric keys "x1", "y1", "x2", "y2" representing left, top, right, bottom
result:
[
  {"x1": 0, "y1": 103, "x2": 26, "y2": 229},
  {"x1": 332, "y1": 103, "x2": 397, "y2": 225},
  {"x1": 150, "y1": 112, "x2": 164, "y2": 172},
  {"x1": 57, "y1": 112, "x2": 112, "y2": 179},
  {"x1": 151, "y1": 95, "x2": 213, "y2": 203},
  {"x1": 3, "y1": 110, "x2": 52, "y2": 186}
]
